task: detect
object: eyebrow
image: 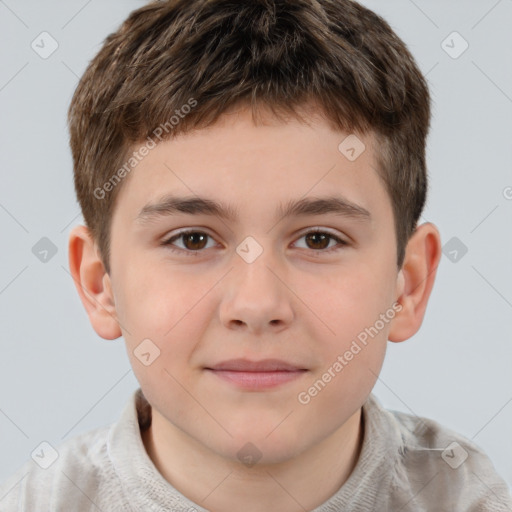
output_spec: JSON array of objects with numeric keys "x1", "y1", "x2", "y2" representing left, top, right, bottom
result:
[{"x1": 136, "y1": 194, "x2": 372, "y2": 225}]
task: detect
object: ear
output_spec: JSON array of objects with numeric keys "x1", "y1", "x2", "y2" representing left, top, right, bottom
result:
[
  {"x1": 68, "y1": 225, "x2": 122, "y2": 340},
  {"x1": 388, "y1": 222, "x2": 442, "y2": 343}
]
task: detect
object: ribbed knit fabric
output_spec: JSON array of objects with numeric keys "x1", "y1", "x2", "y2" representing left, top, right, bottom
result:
[{"x1": 1, "y1": 388, "x2": 510, "y2": 511}]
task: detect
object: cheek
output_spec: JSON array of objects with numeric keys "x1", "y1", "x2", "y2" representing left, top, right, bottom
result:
[
  {"x1": 113, "y1": 260, "x2": 211, "y2": 361},
  {"x1": 295, "y1": 268, "x2": 391, "y2": 416},
  {"x1": 114, "y1": 263, "x2": 239, "y2": 398},
  {"x1": 303, "y1": 263, "x2": 394, "y2": 342},
  {"x1": 115, "y1": 266, "x2": 211, "y2": 401},
  {"x1": 299, "y1": 261, "x2": 394, "y2": 396}
]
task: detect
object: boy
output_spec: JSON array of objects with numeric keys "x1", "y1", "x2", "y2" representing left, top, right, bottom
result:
[{"x1": 1, "y1": 0, "x2": 511, "y2": 510}]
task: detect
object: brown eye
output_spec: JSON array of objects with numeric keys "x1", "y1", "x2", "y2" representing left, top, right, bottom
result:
[
  {"x1": 294, "y1": 229, "x2": 347, "y2": 253},
  {"x1": 163, "y1": 230, "x2": 215, "y2": 254},
  {"x1": 181, "y1": 232, "x2": 208, "y2": 250},
  {"x1": 304, "y1": 232, "x2": 331, "y2": 250}
]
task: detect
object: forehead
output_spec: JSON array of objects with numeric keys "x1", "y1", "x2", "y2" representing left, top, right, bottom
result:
[{"x1": 112, "y1": 106, "x2": 391, "y2": 229}]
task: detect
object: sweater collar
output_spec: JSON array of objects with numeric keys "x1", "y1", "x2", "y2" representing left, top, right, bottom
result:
[{"x1": 108, "y1": 388, "x2": 401, "y2": 511}]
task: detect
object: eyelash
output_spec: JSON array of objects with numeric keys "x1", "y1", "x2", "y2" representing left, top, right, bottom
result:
[{"x1": 161, "y1": 228, "x2": 348, "y2": 256}]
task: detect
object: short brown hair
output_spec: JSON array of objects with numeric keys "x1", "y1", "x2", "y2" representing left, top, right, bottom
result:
[{"x1": 68, "y1": 0, "x2": 430, "y2": 273}]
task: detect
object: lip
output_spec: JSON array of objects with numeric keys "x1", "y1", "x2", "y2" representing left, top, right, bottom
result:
[
  {"x1": 204, "y1": 359, "x2": 308, "y2": 390},
  {"x1": 206, "y1": 358, "x2": 306, "y2": 372}
]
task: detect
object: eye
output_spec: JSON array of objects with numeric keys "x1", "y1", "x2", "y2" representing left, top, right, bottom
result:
[
  {"x1": 293, "y1": 228, "x2": 348, "y2": 253},
  {"x1": 162, "y1": 230, "x2": 217, "y2": 255},
  {"x1": 161, "y1": 228, "x2": 348, "y2": 256}
]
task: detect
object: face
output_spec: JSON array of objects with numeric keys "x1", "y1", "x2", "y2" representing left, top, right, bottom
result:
[{"x1": 107, "y1": 105, "x2": 402, "y2": 465}]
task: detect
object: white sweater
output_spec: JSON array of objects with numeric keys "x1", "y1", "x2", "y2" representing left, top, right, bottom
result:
[{"x1": 1, "y1": 388, "x2": 510, "y2": 511}]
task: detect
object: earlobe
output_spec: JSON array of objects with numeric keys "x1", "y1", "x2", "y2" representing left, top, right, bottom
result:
[
  {"x1": 68, "y1": 225, "x2": 122, "y2": 340},
  {"x1": 388, "y1": 222, "x2": 442, "y2": 343}
]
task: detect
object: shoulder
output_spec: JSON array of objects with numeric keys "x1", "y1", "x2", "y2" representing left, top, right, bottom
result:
[
  {"x1": 0, "y1": 424, "x2": 123, "y2": 511},
  {"x1": 366, "y1": 395, "x2": 512, "y2": 511}
]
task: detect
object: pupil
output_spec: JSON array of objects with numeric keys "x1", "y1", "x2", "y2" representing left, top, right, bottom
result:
[
  {"x1": 186, "y1": 233, "x2": 207, "y2": 250},
  {"x1": 307, "y1": 233, "x2": 328, "y2": 249}
]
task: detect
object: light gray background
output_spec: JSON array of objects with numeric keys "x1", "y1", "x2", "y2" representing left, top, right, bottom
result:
[{"x1": 1, "y1": 0, "x2": 511, "y2": 493}]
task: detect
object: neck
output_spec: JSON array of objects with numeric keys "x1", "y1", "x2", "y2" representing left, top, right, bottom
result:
[{"x1": 142, "y1": 407, "x2": 364, "y2": 512}]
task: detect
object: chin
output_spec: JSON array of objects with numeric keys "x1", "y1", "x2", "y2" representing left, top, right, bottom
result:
[{"x1": 209, "y1": 425, "x2": 307, "y2": 466}]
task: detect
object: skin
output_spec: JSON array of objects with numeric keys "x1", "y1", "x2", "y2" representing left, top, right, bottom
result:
[{"x1": 69, "y1": 105, "x2": 442, "y2": 512}]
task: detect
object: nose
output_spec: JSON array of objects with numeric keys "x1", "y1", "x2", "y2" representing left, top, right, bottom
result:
[{"x1": 219, "y1": 249, "x2": 294, "y2": 335}]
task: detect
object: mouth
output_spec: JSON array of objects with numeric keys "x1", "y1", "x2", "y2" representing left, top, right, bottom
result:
[{"x1": 204, "y1": 359, "x2": 308, "y2": 390}]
